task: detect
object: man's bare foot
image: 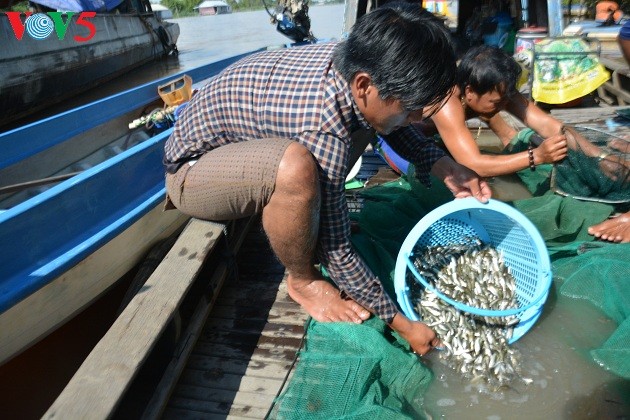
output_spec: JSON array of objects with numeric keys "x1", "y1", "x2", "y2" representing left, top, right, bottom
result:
[
  {"x1": 588, "y1": 212, "x2": 630, "y2": 243},
  {"x1": 287, "y1": 275, "x2": 371, "y2": 323}
]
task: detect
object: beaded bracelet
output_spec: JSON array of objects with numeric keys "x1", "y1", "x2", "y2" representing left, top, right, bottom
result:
[{"x1": 527, "y1": 142, "x2": 536, "y2": 171}]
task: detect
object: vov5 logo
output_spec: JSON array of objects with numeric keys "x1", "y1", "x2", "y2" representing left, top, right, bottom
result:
[{"x1": 5, "y1": 12, "x2": 96, "y2": 42}]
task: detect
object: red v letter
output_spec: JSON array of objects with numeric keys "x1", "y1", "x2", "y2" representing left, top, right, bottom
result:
[{"x1": 6, "y1": 12, "x2": 32, "y2": 40}]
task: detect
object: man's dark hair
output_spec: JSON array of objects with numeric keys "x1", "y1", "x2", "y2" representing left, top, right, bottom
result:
[
  {"x1": 457, "y1": 44, "x2": 522, "y2": 98},
  {"x1": 333, "y1": 2, "x2": 456, "y2": 112}
]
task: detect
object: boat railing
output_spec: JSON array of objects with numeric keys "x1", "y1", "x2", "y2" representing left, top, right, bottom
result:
[
  {"x1": 0, "y1": 130, "x2": 171, "y2": 313},
  {"x1": 0, "y1": 53, "x2": 251, "y2": 172}
]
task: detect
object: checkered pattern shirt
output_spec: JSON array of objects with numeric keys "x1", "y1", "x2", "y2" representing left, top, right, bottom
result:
[{"x1": 164, "y1": 42, "x2": 446, "y2": 323}]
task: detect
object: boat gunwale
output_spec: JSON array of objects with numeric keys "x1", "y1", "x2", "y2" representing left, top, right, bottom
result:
[
  {"x1": 0, "y1": 130, "x2": 170, "y2": 313},
  {"x1": 0, "y1": 52, "x2": 260, "y2": 315},
  {"x1": 0, "y1": 52, "x2": 252, "y2": 170}
]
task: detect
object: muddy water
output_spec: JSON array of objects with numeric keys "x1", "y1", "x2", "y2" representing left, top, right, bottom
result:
[
  {"x1": 8, "y1": 4, "x2": 346, "y2": 127},
  {"x1": 419, "y1": 285, "x2": 628, "y2": 418},
  {"x1": 7, "y1": 7, "x2": 346, "y2": 136}
]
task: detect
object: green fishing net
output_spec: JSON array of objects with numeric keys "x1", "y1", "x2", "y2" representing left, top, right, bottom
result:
[
  {"x1": 553, "y1": 243, "x2": 630, "y2": 378},
  {"x1": 270, "y1": 174, "x2": 452, "y2": 420},
  {"x1": 271, "y1": 144, "x2": 629, "y2": 418},
  {"x1": 504, "y1": 129, "x2": 629, "y2": 378},
  {"x1": 506, "y1": 127, "x2": 630, "y2": 204},
  {"x1": 554, "y1": 126, "x2": 629, "y2": 204},
  {"x1": 269, "y1": 318, "x2": 434, "y2": 419}
]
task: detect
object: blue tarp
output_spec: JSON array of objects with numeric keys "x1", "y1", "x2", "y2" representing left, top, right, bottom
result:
[{"x1": 32, "y1": 0, "x2": 124, "y2": 12}]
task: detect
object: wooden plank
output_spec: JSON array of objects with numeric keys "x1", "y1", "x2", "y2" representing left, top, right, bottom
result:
[
  {"x1": 551, "y1": 105, "x2": 628, "y2": 124},
  {"x1": 209, "y1": 284, "x2": 292, "y2": 307},
  {"x1": 182, "y1": 356, "x2": 293, "y2": 380},
  {"x1": 161, "y1": 219, "x2": 306, "y2": 419},
  {"x1": 168, "y1": 389, "x2": 283, "y2": 417},
  {"x1": 162, "y1": 407, "x2": 218, "y2": 420},
  {"x1": 204, "y1": 302, "x2": 308, "y2": 325},
  {"x1": 141, "y1": 217, "x2": 256, "y2": 419},
  {"x1": 191, "y1": 340, "x2": 301, "y2": 363},
  {"x1": 173, "y1": 375, "x2": 286, "y2": 397},
  {"x1": 164, "y1": 400, "x2": 270, "y2": 419},
  {"x1": 43, "y1": 218, "x2": 227, "y2": 419},
  {"x1": 596, "y1": 56, "x2": 630, "y2": 106},
  {"x1": 196, "y1": 329, "x2": 305, "y2": 352},
  {"x1": 218, "y1": 282, "x2": 295, "y2": 305},
  {"x1": 598, "y1": 81, "x2": 630, "y2": 106},
  {"x1": 599, "y1": 56, "x2": 630, "y2": 76},
  {"x1": 201, "y1": 318, "x2": 307, "y2": 338}
]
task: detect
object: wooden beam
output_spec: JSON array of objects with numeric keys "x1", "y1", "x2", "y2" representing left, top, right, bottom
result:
[
  {"x1": 551, "y1": 105, "x2": 629, "y2": 125},
  {"x1": 42, "y1": 218, "x2": 229, "y2": 419},
  {"x1": 141, "y1": 217, "x2": 256, "y2": 419}
]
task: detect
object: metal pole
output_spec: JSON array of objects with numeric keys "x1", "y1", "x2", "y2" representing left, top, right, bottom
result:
[{"x1": 547, "y1": 0, "x2": 563, "y2": 36}]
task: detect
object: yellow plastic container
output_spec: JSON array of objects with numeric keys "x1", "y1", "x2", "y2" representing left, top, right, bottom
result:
[{"x1": 158, "y1": 74, "x2": 192, "y2": 106}]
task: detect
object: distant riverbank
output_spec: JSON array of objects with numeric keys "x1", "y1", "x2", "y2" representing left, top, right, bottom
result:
[{"x1": 166, "y1": 0, "x2": 345, "y2": 18}]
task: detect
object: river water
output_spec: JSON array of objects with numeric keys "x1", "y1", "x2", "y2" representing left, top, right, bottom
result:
[
  {"x1": 29, "y1": 4, "x2": 347, "y2": 117},
  {"x1": 3, "y1": 5, "x2": 629, "y2": 419}
]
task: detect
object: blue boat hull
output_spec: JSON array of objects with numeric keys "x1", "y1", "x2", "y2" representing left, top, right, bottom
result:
[
  {"x1": 0, "y1": 132, "x2": 189, "y2": 364},
  {"x1": 0, "y1": 53, "x2": 253, "y2": 365}
]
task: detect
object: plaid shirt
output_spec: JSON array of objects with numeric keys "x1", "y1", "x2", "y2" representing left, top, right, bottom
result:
[{"x1": 164, "y1": 42, "x2": 445, "y2": 323}]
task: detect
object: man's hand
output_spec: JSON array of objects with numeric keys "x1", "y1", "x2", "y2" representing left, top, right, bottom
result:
[
  {"x1": 537, "y1": 133, "x2": 568, "y2": 164},
  {"x1": 431, "y1": 156, "x2": 491, "y2": 202},
  {"x1": 389, "y1": 312, "x2": 440, "y2": 356}
]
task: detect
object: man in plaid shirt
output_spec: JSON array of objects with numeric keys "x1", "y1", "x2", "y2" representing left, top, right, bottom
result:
[{"x1": 164, "y1": 2, "x2": 491, "y2": 356}]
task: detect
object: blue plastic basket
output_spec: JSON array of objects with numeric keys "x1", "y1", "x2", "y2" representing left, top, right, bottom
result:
[{"x1": 394, "y1": 198, "x2": 552, "y2": 343}]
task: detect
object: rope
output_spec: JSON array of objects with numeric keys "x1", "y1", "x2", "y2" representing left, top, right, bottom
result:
[{"x1": 138, "y1": 13, "x2": 178, "y2": 56}]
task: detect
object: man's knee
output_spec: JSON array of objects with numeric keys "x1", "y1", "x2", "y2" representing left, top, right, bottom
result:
[{"x1": 277, "y1": 142, "x2": 319, "y2": 193}]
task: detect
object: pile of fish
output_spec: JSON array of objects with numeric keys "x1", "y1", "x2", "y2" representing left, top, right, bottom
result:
[{"x1": 409, "y1": 241, "x2": 525, "y2": 388}]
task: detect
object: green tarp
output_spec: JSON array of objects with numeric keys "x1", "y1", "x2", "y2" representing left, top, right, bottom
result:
[{"x1": 271, "y1": 145, "x2": 629, "y2": 419}]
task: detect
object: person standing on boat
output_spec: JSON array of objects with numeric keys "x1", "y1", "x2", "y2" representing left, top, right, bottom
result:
[{"x1": 163, "y1": 2, "x2": 491, "y2": 356}]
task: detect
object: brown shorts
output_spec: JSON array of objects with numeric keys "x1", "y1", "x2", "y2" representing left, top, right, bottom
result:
[{"x1": 165, "y1": 138, "x2": 293, "y2": 221}]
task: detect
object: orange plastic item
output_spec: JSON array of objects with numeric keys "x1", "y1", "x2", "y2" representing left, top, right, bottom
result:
[
  {"x1": 158, "y1": 75, "x2": 193, "y2": 106},
  {"x1": 595, "y1": 1, "x2": 622, "y2": 22}
]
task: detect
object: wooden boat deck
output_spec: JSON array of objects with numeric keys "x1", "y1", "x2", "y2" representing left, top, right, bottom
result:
[
  {"x1": 161, "y1": 221, "x2": 307, "y2": 419},
  {"x1": 597, "y1": 55, "x2": 630, "y2": 106},
  {"x1": 550, "y1": 103, "x2": 629, "y2": 124},
  {"x1": 160, "y1": 153, "x2": 392, "y2": 418}
]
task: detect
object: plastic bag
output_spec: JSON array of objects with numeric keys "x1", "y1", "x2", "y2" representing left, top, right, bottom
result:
[{"x1": 532, "y1": 38, "x2": 610, "y2": 104}]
